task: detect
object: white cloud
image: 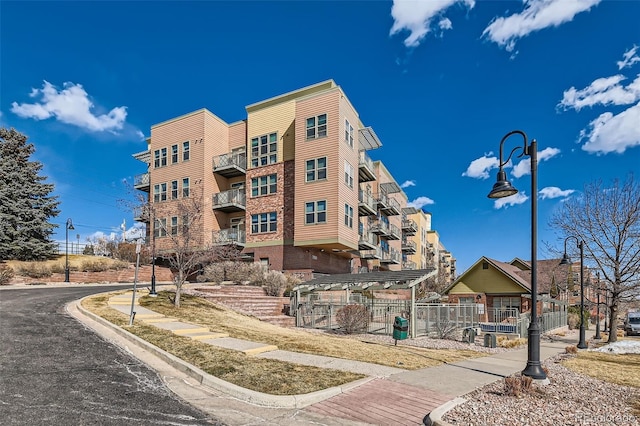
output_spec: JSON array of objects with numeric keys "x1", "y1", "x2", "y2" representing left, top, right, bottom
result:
[
  {"x1": 559, "y1": 74, "x2": 640, "y2": 111},
  {"x1": 539, "y1": 186, "x2": 575, "y2": 199},
  {"x1": 389, "y1": 0, "x2": 475, "y2": 48},
  {"x1": 579, "y1": 101, "x2": 640, "y2": 154},
  {"x1": 136, "y1": 130, "x2": 146, "y2": 141},
  {"x1": 494, "y1": 192, "x2": 528, "y2": 209},
  {"x1": 512, "y1": 147, "x2": 561, "y2": 178},
  {"x1": 408, "y1": 196, "x2": 435, "y2": 209},
  {"x1": 10, "y1": 80, "x2": 127, "y2": 132},
  {"x1": 462, "y1": 153, "x2": 499, "y2": 179},
  {"x1": 439, "y1": 17, "x2": 453, "y2": 31},
  {"x1": 482, "y1": 0, "x2": 601, "y2": 52},
  {"x1": 400, "y1": 180, "x2": 416, "y2": 188},
  {"x1": 617, "y1": 45, "x2": 640, "y2": 70}
]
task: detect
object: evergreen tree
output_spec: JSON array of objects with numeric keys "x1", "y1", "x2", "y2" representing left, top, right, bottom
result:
[{"x1": 0, "y1": 128, "x2": 60, "y2": 260}]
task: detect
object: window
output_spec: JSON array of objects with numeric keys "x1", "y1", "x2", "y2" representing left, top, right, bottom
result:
[
  {"x1": 159, "y1": 148, "x2": 167, "y2": 167},
  {"x1": 345, "y1": 119, "x2": 354, "y2": 148},
  {"x1": 306, "y1": 114, "x2": 327, "y2": 139},
  {"x1": 459, "y1": 297, "x2": 475, "y2": 305},
  {"x1": 305, "y1": 200, "x2": 327, "y2": 224},
  {"x1": 182, "y1": 215, "x2": 189, "y2": 234},
  {"x1": 306, "y1": 157, "x2": 327, "y2": 182},
  {"x1": 344, "y1": 161, "x2": 354, "y2": 188},
  {"x1": 153, "y1": 183, "x2": 167, "y2": 202},
  {"x1": 380, "y1": 239, "x2": 389, "y2": 252},
  {"x1": 182, "y1": 141, "x2": 190, "y2": 161},
  {"x1": 171, "y1": 180, "x2": 178, "y2": 200},
  {"x1": 171, "y1": 144, "x2": 178, "y2": 164},
  {"x1": 154, "y1": 150, "x2": 160, "y2": 168},
  {"x1": 251, "y1": 212, "x2": 277, "y2": 234},
  {"x1": 182, "y1": 178, "x2": 190, "y2": 198},
  {"x1": 344, "y1": 204, "x2": 353, "y2": 228},
  {"x1": 154, "y1": 218, "x2": 167, "y2": 238},
  {"x1": 251, "y1": 133, "x2": 277, "y2": 167},
  {"x1": 170, "y1": 216, "x2": 178, "y2": 235},
  {"x1": 251, "y1": 174, "x2": 277, "y2": 197},
  {"x1": 153, "y1": 148, "x2": 167, "y2": 168}
]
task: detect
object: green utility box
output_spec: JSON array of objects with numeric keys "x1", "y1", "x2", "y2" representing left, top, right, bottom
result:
[
  {"x1": 393, "y1": 316, "x2": 409, "y2": 341},
  {"x1": 484, "y1": 333, "x2": 497, "y2": 348}
]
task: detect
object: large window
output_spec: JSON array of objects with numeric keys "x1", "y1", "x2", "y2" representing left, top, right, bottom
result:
[
  {"x1": 171, "y1": 180, "x2": 178, "y2": 200},
  {"x1": 344, "y1": 204, "x2": 353, "y2": 228},
  {"x1": 305, "y1": 200, "x2": 327, "y2": 224},
  {"x1": 306, "y1": 114, "x2": 327, "y2": 139},
  {"x1": 153, "y1": 148, "x2": 167, "y2": 168},
  {"x1": 171, "y1": 144, "x2": 179, "y2": 164},
  {"x1": 170, "y1": 216, "x2": 178, "y2": 236},
  {"x1": 154, "y1": 218, "x2": 167, "y2": 238},
  {"x1": 251, "y1": 133, "x2": 277, "y2": 167},
  {"x1": 153, "y1": 183, "x2": 167, "y2": 202},
  {"x1": 251, "y1": 212, "x2": 277, "y2": 234},
  {"x1": 251, "y1": 174, "x2": 277, "y2": 197},
  {"x1": 345, "y1": 119, "x2": 354, "y2": 148},
  {"x1": 182, "y1": 141, "x2": 190, "y2": 161},
  {"x1": 182, "y1": 178, "x2": 190, "y2": 198},
  {"x1": 344, "y1": 161, "x2": 354, "y2": 188},
  {"x1": 306, "y1": 157, "x2": 327, "y2": 182}
]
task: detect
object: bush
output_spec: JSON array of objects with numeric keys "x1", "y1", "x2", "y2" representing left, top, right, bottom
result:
[
  {"x1": 567, "y1": 312, "x2": 580, "y2": 330},
  {"x1": 0, "y1": 264, "x2": 15, "y2": 285},
  {"x1": 504, "y1": 375, "x2": 533, "y2": 397},
  {"x1": 80, "y1": 260, "x2": 110, "y2": 272},
  {"x1": 568, "y1": 306, "x2": 590, "y2": 329},
  {"x1": 498, "y1": 337, "x2": 527, "y2": 349},
  {"x1": 16, "y1": 263, "x2": 52, "y2": 278},
  {"x1": 259, "y1": 270, "x2": 287, "y2": 296},
  {"x1": 565, "y1": 345, "x2": 578, "y2": 354},
  {"x1": 336, "y1": 304, "x2": 370, "y2": 334},
  {"x1": 202, "y1": 261, "x2": 264, "y2": 284}
]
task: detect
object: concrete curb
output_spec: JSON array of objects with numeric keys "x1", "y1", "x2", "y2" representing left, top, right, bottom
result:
[
  {"x1": 423, "y1": 397, "x2": 466, "y2": 426},
  {"x1": 72, "y1": 297, "x2": 374, "y2": 409}
]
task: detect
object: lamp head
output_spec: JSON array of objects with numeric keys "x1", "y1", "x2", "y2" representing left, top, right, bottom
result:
[
  {"x1": 487, "y1": 169, "x2": 518, "y2": 199},
  {"x1": 66, "y1": 218, "x2": 75, "y2": 230},
  {"x1": 559, "y1": 253, "x2": 571, "y2": 265}
]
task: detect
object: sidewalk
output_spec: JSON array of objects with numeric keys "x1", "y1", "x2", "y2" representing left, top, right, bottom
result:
[{"x1": 72, "y1": 289, "x2": 587, "y2": 426}]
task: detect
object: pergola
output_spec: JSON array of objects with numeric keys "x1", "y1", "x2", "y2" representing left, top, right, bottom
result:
[{"x1": 292, "y1": 268, "x2": 437, "y2": 337}]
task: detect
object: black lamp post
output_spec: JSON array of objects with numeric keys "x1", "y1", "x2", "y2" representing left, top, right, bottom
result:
[
  {"x1": 559, "y1": 236, "x2": 587, "y2": 348},
  {"x1": 594, "y1": 271, "x2": 602, "y2": 340},
  {"x1": 487, "y1": 130, "x2": 546, "y2": 380},
  {"x1": 149, "y1": 205, "x2": 157, "y2": 296},
  {"x1": 64, "y1": 218, "x2": 75, "y2": 282}
]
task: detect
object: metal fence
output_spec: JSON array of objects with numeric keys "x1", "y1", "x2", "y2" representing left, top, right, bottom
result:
[{"x1": 414, "y1": 303, "x2": 480, "y2": 337}]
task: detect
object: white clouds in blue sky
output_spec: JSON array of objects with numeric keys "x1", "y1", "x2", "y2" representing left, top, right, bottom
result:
[
  {"x1": 617, "y1": 45, "x2": 640, "y2": 70},
  {"x1": 493, "y1": 192, "x2": 528, "y2": 209},
  {"x1": 408, "y1": 196, "x2": 435, "y2": 209},
  {"x1": 400, "y1": 180, "x2": 416, "y2": 188},
  {"x1": 539, "y1": 187, "x2": 575, "y2": 200}
]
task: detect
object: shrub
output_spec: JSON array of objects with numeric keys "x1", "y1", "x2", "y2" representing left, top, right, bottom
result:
[
  {"x1": 567, "y1": 312, "x2": 580, "y2": 330},
  {"x1": 565, "y1": 345, "x2": 578, "y2": 354},
  {"x1": 202, "y1": 261, "x2": 264, "y2": 284},
  {"x1": 16, "y1": 263, "x2": 52, "y2": 278},
  {"x1": 80, "y1": 260, "x2": 110, "y2": 272},
  {"x1": 259, "y1": 270, "x2": 287, "y2": 297},
  {"x1": 498, "y1": 337, "x2": 527, "y2": 349},
  {"x1": 49, "y1": 262, "x2": 66, "y2": 274},
  {"x1": 0, "y1": 264, "x2": 15, "y2": 285},
  {"x1": 504, "y1": 375, "x2": 533, "y2": 397},
  {"x1": 336, "y1": 304, "x2": 370, "y2": 334}
]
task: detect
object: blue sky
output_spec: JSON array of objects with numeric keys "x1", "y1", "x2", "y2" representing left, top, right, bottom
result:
[{"x1": 1, "y1": 0, "x2": 639, "y2": 273}]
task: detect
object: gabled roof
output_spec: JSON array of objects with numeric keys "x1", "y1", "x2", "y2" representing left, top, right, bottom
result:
[{"x1": 293, "y1": 269, "x2": 436, "y2": 293}]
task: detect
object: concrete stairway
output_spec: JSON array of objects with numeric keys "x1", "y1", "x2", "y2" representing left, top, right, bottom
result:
[{"x1": 195, "y1": 285, "x2": 295, "y2": 327}]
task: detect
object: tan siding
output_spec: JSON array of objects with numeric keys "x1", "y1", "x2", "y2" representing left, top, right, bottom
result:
[
  {"x1": 247, "y1": 101, "x2": 295, "y2": 165},
  {"x1": 337, "y1": 95, "x2": 360, "y2": 247}
]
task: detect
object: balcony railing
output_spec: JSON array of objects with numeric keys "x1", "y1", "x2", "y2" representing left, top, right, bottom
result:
[
  {"x1": 402, "y1": 260, "x2": 416, "y2": 270},
  {"x1": 358, "y1": 190, "x2": 377, "y2": 216},
  {"x1": 213, "y1": 152, "x2": 247, "y2": 177},
  {"x1": 358, "y1": 231, "x2": 377, "y2": 251},
  {"x1": 387, "y1": 224, "x2": 401, "y2": 240},
  {"x1": 133, "y1": 205, "x2": 149, "y2": 222},
  {"x1": 360, "y1": 247, "x2": 382, "y2": 259},
  {"x1": 401, "y1": 239, "x2": 417, "y2": 253},
  {"x1": 358, "y1": 151, "x2": 376, "y2": 182},
  {"x1": 213, "y1": 228, "x2": 246, "y2": 246},
  {"x1": 401, "y1": 219, "x2": 417, "y2": 235},
  {"x1": 370, "y1": 220, "x2": 389, "y2": 236},
  {"x1": 212, "y1": 189, "x2": 246, "y2": 212},
  {"x1": 134, "y1": 173, "x2": 150, "y2": 191},
  {"x1": 380, "y1": 249, "x2": 401, "y2": 264}
]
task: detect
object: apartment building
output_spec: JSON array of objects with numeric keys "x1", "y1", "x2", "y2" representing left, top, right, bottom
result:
[{"x1": 132, "y1": 80, "x2": 454, "y2": 278}]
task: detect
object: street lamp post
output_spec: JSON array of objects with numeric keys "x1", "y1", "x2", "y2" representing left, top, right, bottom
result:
[
  {"x1": 487, "y1": 130, "x2": 546, "y2": 380},
  {"x1": 64, "y1": 218, "x2": 75, "y2": 282},
  {"x1": 594, "y1": 271, "x2": 602, "y2": 340},
  {"x1": 559, "y1": 236, "x2": 587, "y2": 348},
  {"x1": 149, "y1": 205, "x2": 157, "y2": 296}
]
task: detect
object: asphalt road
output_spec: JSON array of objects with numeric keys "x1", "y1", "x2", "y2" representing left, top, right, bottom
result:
[{"x1": 0, "y1": 285, "x2": 222, "y2": 425}]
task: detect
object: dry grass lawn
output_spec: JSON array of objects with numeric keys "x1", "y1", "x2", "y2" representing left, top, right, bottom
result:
[
  {"x1": 562, "y1": 351, "x2": 640, "y2": 388},
  {"x1": 7, "y1": 255, "x2": 125, "y2": 272}
]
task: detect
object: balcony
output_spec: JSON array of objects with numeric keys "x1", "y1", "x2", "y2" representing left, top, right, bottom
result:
[
  {"x1": 358, "y1": 190, "x2": 377, "y2": 216},
  {"x1": 387, "y1": 224, "x2": 401, "y2": 240},
  {"x1": 370, "y1": 220, "x2": 389, "y2": 236},
  {"x1": 401, "y1": 239, "x2": 416, "y2": 254},
  {"x1": 360, "y1": 247, "x2": 382, "y2": 259},
  {"x1": 133, "y1": 206, "x2": 149, "y2": 222},
  {"x1": 380, "y1": 249, "x2": 401, "y2": 264},
  {"x1": 381, "y1": 196, "x2": 400, "y2": 216},
  {"x1": 212, "y1": 189, "x2": 246, "y2": 212},
  {"x1": 213, "y1": 228, "x2": 245, "y2": 247},
  {"x1": 401, "y1": 219, "x2": 417, "y2": 235},
  {"x1": 402, "y1": 260, "x2": 416, "y2": 270},
  {"x1": 134, "y1": 173, "x2": 150, "y2": 191},
  {"x1": 358, "y1": 151, "x2": 376, "y2": 182},
  {"x1": 358, "y1": 231, "x2": 377, "y2": 251},
  {"x1": 213, "y1": 152, "x2": 247, "y2": 177}
]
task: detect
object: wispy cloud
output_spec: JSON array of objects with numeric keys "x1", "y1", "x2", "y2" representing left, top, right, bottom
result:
[
  {"x1": 617, "y1": 45, "x2": 640, "y2": 70},
  {"x1": 494, "y1": 192, "x2": 528, "y2": 209},
  {"x1": 559, "y1": 47, "x2": 640, "y2": 154},
  {"x1": 400, "y1": 180, "x2": 416, "y2": 188},
  {"x1": 462, "y1": 153, "x2": 499, "y2": 179},
  {"x1": 11, "y1": 80, "x2": 128, "y2": 132},
  {"x1": 539, "y1": 186, "x2": 575, "y2": 199},
  {"x1": 408, "y1": 196, "x2": 435, "y2": 209},
  {"x1": 512, "y1": 147, "x2": 561, "y2": 178},
  {"x1": 483, "y1": 0, "x2": 601, "y2": 52},
  {"x1": 389, "y1": 0, "x2": 475, "y2": 48}
]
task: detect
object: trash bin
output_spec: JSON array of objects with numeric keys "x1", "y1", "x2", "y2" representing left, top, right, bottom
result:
[
  {"x1": 484, "y1": 333, "x2": 496, "y2": 348},
  {"x1": 393, "y1": 316, "x2": 409, "y2": 341},
  {"x1": 463, "y1": 327, "x2": 476, "y2": 343}
]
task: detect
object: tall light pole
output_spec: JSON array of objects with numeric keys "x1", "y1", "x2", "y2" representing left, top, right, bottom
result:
[
  {"x1": 559, "y1": 236, "x2": 587, "y2": 348},
  {"x1": 64, "y1": 218, "x2": 75, "y2": 282},
  {"x1": 487, "y1": 130, "x2": 546, "y2": 380},
  {"x1": 594, "y1": 271, "x2": 602, "y2": 340},
  {"x1": 149, "y1": 205, "x2": 157, "y2": 296}
]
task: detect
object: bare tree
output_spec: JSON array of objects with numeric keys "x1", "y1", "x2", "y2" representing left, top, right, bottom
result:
[{"x1": 549, "y1": 174, "x2": 640, "y2": 342}]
